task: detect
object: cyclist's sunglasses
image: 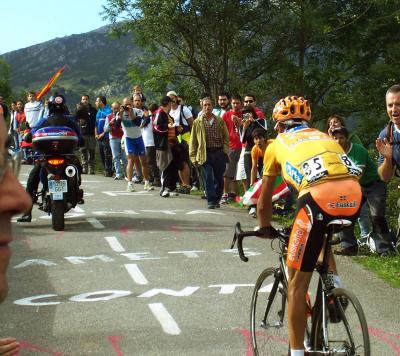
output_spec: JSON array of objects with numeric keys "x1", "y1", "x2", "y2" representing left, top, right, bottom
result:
[{"x1": 0, "y1": 136, "x2": 22, "y2": 182}]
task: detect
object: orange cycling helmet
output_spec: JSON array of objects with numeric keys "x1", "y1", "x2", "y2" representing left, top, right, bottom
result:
[{"x1": 272, "y1": 96, "x2": 311, "y2": 123}]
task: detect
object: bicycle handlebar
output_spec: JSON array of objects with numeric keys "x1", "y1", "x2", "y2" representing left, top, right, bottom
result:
[{"x1": 230, "y1": 222, "x2": 289, "y2": 262}]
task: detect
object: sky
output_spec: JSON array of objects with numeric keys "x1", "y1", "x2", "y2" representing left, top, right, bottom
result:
[{"x1": 1, "y1": 0, "x2": 110, "y2": 54}]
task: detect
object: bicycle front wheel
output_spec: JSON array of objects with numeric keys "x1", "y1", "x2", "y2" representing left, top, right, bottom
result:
[
  {"x1": 250, "y1": 267, "x2": 289, "y2": 355},
  {"x1": 313, "y1": 287, "x2": 370, "y2": 355}
]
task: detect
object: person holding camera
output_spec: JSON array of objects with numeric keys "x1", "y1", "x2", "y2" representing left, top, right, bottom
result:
[
  {"x1": 104, "y1": 102, "x2": 127, "y2": 180},
  {"x1": 120, "y1": 97, "x2": 153, "y2": 192},
  {"x1": 238, "y1": 105, "x2": 268, "y2": 189}
]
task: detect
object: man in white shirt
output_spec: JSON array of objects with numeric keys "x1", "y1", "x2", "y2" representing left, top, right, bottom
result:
[
  {"x1": 24, "y1": 91, "x2": 44, "y2": 129},
  {"x1": 121, "y1": 97, "x2": 153, "y2": 192}
]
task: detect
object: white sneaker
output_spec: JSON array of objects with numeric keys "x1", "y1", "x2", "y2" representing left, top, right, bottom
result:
[
  {"x1": 144, "y1": 182, "x2": 154, "y2": 191},
  {"x1": 161, "y1": 189, "x2": 170, "y2": 197},
  {"x1": 127, "y1": 182, "x2": 135, "y2": 192},
  {"x1": 170, "y1": 190, "x2": 179, "y2": 196},
  {"x1": 249, "y1": 207, "x2": 256, "y2": 215},
  {"x1": 190, "y1": 186, "x2": 199, "y2": 192}
]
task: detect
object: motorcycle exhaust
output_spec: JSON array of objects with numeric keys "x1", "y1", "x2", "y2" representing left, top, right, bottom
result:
[{"x1": 65, "y1": 165, "x2": 77, "y2": 177}]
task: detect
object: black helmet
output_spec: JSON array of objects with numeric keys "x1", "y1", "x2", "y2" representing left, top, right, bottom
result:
[{"x1": 48, "y1": 94, "x2": 68, "y2": 114}]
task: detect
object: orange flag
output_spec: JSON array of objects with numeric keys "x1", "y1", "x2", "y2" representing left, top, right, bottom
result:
[{"x1": 36, "y1": 65, "x2": 66, "y2": 100}]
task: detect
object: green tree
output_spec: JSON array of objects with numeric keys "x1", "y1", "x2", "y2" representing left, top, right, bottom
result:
[
  {"x1": 103, "y1": 0, "x2": 400, "y2": 119},
  {"x1": 0, "y1": 58, "x2": 12, "y2": 101},
  {"x1": 103, "y1": 0, "x2": 288, "y2": 101}
]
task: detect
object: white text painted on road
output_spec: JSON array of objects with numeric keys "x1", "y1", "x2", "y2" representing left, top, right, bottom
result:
[
  {"x1": 148, "y1": 303, "x2": 181, "y2": 335},
  {"x1": 104, "y1": 236, "x2": 126, "y2": 252},
  {"x1": 86, "y1": 217, "x2": 105, "y2": 229},
  {"x1": 168, "y1": 250, "x2": 205, "y2": 258},
  {"x1": 124, "y1": 264, "x2": 149, "y2": 285}
]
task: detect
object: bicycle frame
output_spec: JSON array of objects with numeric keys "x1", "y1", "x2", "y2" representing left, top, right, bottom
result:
[
  {"x1": 262, "y1": 249, "x2": 288, "y2": 329},
  {"x1": 232, "y1": 221, "x2": 370, "y2": 355}
]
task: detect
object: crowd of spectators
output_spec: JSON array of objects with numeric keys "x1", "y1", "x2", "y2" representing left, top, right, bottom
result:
[{"x1": 1, "y1": 84, "x2": 400, "y2": 257}]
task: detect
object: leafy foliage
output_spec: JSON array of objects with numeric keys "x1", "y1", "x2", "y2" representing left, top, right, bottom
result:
[
  {"x1": 103, "y1": 0, "x2": 400, "y2": 119},
  {"x1": 0, "y1": 58, "x2": 12, "y2": 101}
]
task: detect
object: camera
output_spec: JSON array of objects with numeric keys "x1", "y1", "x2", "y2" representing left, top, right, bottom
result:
[
  {"x1": 242, "y1": 113, "x2": 252, "y2": 121},
  {"x1": 121, "y1": 105, "x2": 130, "y2": 111}
]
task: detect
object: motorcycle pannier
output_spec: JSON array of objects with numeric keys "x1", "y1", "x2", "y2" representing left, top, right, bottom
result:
[{"x1": 32, "y1": 126, "x2": 78, "y2": 154}]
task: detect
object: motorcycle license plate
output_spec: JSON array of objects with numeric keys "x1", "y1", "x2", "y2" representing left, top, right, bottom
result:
[{"x1": 49, "y1": 180, "x2": 68, "y2": 200}]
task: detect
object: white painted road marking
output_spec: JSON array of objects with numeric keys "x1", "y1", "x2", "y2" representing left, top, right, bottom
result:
[
  {"x1": 14, "y1": 259, "x2": 58, "y2": 268},
  {"x1": 104, "y1": 236, "x2": 125, "y2": 252},
  {"x1": 124, "y1": 264, "x2": 149, "y2": 285},
  {"x1": 168, "y1": 250, "x2": 205, "y2": 258},
  {"x1": 86, "y1": 217, "x2": 105, "y2": 229},
  {"x1": 148, "y1": 303, "x2": 181, "y2": 335}
]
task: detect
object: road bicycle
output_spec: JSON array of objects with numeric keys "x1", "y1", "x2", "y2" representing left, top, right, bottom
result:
[{"x1": 231, "y1": 220, "x2": 370, "y2": 355}]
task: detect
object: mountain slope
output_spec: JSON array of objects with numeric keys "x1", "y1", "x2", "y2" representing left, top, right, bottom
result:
[{"x1": 1, "y1": 25, "x2": 140, "y2": 104}]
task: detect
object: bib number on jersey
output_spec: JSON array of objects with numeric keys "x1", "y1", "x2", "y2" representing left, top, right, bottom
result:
[
  {"x1": 340, "y1": 154, "x2": 362, "y2": 177},
  {"x1": 301, "y1": 156, "x2": 328, "y2": 183}
]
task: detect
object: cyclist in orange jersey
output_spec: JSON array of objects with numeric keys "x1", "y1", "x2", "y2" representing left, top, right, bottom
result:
[{"x1": 256, "y1": 96, "x2": 362, "y2": 356}]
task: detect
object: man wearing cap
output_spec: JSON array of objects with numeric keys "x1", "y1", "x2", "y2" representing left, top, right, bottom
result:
[
  {"x1": 167, "y1": 90, "x2": 193, "y2": 194},
  {"x1": 332, "y1": 126, "x2": 394, "y2": 256}
]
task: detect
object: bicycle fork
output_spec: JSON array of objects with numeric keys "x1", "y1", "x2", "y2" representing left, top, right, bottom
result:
[{"x1": 261, "y1": 268, "x2": 285, "y2": 329}]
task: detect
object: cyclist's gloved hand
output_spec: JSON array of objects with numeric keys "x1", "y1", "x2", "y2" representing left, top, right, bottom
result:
[{"x1": 256, "y1": 225, "x2": 278, "y2": 239}]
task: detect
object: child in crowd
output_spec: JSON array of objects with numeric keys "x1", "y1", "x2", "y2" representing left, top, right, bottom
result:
[{"x1": 248, "y1": 128, "x2": 272, "y2": 217}]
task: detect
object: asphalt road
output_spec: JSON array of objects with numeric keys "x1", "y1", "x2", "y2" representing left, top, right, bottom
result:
[{"x1": 1, "y1": 166, "x2": 399, "y2": 355}]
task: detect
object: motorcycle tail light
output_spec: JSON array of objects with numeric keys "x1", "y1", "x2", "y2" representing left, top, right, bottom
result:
[{"x1": 47, "y1": 158, "x2": 65, "y2": 166}]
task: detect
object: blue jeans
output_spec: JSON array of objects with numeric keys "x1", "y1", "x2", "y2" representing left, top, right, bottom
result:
[
  {"x1": 202, "y1": 148, "x2": 226, "y2": 205},
  {"x1": 357, "y1": 203, "x2": 371, "y2": 244},
  {"x1": 109, "y1": 138, "x2": 127, "y2": 177}
]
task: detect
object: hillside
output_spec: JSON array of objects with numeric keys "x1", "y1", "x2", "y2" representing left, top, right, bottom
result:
[{"x1": 1, "y1": 25, "x2": 140, "y2": 105}]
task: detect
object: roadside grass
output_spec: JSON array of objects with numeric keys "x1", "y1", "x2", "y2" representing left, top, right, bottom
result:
[{"x1": 354, "y1": 252, "x2": 400, "y2": 289}]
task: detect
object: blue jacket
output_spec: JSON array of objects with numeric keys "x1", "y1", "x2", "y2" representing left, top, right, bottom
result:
[{"x1": 96, "y1": 106, "x2": 112, "y2": 138}]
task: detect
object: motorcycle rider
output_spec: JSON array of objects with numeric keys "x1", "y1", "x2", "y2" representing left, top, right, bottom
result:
[{"x1": 17, "y1": 94, "x2": 82, "y2": 223}]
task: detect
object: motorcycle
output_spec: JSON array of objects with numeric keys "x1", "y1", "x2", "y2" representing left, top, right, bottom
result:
[{"x1": 32, "y1": 126, "x2": 83, "y2": 231}]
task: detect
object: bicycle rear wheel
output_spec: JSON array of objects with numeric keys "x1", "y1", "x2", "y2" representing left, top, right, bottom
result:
[
  {"x1": 250, "y1": 267, "x2": 289, "y2": 355},
  {"x1": 313, "y1": 287, "x2": 370, "y2": 355}
]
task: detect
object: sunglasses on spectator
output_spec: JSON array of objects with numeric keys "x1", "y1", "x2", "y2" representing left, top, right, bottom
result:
[
  {"x1": 244, "y1": 100, "x2": 254, "y2": 103},
  {"x1": 0, "y1": 144, "x2": 22, "y2": 183}
]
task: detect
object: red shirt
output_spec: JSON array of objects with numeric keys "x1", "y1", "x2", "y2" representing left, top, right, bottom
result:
[
  {"x1": 106, "y1": 113, "x2": 124, "y2": 139},
  {"x1": 222, "y1": 110, "x2": 242, "y2": 150},
  {"x1": 16, "y1": 111, "x2": 26, "y2": 131},
  {"x1": 255, "y1": 107, "x2": 265, "y2": 119}
]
